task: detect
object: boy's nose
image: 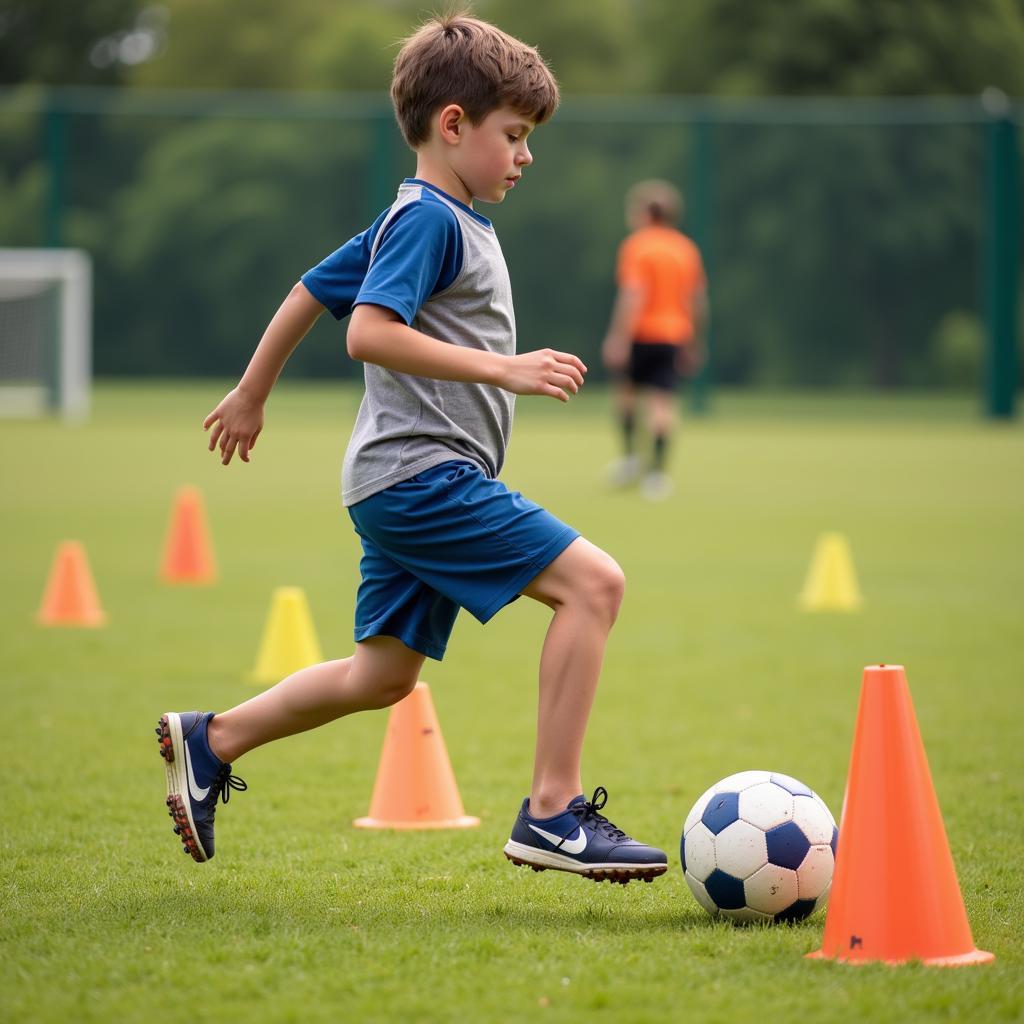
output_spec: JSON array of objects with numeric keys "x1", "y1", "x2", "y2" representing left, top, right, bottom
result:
[{"x1": 517, "y1": 144, "x2": 533, "y2": 166}]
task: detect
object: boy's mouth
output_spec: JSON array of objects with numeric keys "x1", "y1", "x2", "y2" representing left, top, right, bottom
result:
[{"x1": 504, "y1": 176, "x2": 520, "y2": 188}]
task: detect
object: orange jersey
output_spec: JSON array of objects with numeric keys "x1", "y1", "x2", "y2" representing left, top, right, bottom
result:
[{"x1": 616, "y1": 225, "x2": 706, "y2": 344}]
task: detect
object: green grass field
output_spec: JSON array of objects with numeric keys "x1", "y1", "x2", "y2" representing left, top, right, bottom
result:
[{"x1": 2, "y1": 383, "x2": 1022, "y2": 1023}]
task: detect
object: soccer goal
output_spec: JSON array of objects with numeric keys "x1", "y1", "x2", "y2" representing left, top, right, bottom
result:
[{"x1": 0, "y1": 249, "x2": 92, "y2": 420}]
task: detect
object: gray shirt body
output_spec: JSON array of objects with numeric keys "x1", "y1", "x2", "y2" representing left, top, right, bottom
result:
[{"x1": 342, "y1": 182, "x2": 516, "y2": 506}]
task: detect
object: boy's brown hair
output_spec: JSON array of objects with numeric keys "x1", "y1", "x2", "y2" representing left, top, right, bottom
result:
[{"x1": 391, "y1": 13, "x2": 560, "y2": 148}]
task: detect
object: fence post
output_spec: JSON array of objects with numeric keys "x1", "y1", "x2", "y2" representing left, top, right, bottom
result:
[
  {"x1": 688, "y1": 114, "x2": 713, "y2": 415},
  {"x1": 44, "y1": 91, "x2": 67, "y2": 248},
  {"x1": 982, "y1": 90, "x2": 1019, "y2": 419}
]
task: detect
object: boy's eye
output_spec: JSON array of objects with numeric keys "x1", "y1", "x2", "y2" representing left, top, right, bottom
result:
[{"x1": 507, "y1": 134, "x2": 520, "y2": 143}]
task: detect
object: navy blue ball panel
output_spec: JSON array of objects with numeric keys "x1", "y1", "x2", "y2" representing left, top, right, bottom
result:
[
  {"x1": 770, "y1": 773, "x2": 812, "y2": 797},
  {"x1": 775, "y1": 898, "x2": 817, "y2": 923},
  {"x1": 701, "y1": 792, "x2": 740, "y2": 835},
  {"x1": 765, "y1": 821, "x2": 811, "y2": 870},
  {"x1": 704, "y1": 868, "x2": 746, "y2": 910}
]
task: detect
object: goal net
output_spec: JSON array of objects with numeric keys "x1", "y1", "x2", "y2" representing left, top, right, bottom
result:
[{"x1": 0, "y1": 249, "x2": 92, "y2": 420}]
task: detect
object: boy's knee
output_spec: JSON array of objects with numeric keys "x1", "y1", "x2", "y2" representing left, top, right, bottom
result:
[
  {"x1": 581, "y1": 553, "x2": 626, "y2": 624},
  {"x1": 356, "y1": 671, "x2": 419, "y2": 710}
]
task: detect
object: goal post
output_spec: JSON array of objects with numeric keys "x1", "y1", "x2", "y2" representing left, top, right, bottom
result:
[{"x1": 0, "y1": 248, "x2": 92, "y2": 420}]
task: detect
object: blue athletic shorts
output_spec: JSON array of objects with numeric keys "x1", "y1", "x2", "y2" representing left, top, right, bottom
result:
[{"x1": 347, "y1": 461, "x2": 579, "y2": 661}]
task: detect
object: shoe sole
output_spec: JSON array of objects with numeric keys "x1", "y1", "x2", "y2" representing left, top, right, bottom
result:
[
  {"x1": 156, "y1": 713, "x2": 208, "y2": 863},
  {"x1": 502, "y1": 840, "x2": 667, "y2": 884}
]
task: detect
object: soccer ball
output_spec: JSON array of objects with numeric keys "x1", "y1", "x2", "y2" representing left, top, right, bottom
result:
[{"x1": 681, "y1": 770, "x2": 838, "y2": 924}]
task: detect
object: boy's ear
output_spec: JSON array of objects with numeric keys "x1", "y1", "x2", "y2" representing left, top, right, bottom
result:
[{"x1": 437, "y1": 104, "x2": 466, "y2": 145}]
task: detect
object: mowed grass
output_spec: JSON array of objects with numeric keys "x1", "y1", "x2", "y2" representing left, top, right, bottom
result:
[{"x1": 1, "y1": 382, "x2": 1022, "y2": 1023}]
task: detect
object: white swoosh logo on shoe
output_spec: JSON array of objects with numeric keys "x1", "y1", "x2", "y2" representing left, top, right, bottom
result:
[
  {"x1": 185, "y1": 743, "x2": 210, "y2": 802},
  {"x1": 527, "y1": 823, "x2": 587, "y2": 855}
]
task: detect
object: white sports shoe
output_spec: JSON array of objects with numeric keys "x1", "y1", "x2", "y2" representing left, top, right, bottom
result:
[
  {"x1": 641, "y1": 471, "x2": 673, "y2": 501},
  {"x1": 607, "y1": 455, "x2": 642, "y2": 488}
]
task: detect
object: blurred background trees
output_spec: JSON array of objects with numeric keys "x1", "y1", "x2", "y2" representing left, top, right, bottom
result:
[{"x1": 1, "y1": 0, "x2": 1021, "y2": 386}]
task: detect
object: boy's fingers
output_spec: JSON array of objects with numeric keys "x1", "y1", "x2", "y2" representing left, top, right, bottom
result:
[
  {"x1": 202, "y1": 410, "x2": 219, "y2": 430},
  {"x1": 207, "y1": 422, "x2": 224, "y2": 452},
  {"x1": 552, "y1": 373, "x2": 578, "y2": 394}
]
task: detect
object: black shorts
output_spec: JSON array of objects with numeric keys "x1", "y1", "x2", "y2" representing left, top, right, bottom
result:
[{"x1": 627, "y1": 342, "x2": 679, "y2": 391}]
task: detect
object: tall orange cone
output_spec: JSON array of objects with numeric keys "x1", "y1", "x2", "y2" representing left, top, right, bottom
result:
[
  {"x1": 249, "y1": 586, "x2": 323, "y2": 683},
  {"x1": 161, "y1": 486, "x2": 216, "y2": 584},
  {"x1": 354, "y1": 682, "x2": 479, "y2": 830},
  {"x1": 798, "y1": 532, "x2": 863, "y2": 611},
  {"x1": 37, "y1": 541, "x2": 107, "y2": 627},
  {"x1": 808, "y1": 665, "x2": 993, "y2": 966}
]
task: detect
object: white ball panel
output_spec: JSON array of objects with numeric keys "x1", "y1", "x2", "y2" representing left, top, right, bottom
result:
[
  {"x1": 714, "y1": 770, "x2": 771, "y2": 793},
  {"x1": 714, "y1": 819, "x2": 768, "y2": 879},
  {"x1": 810, "y1": 790, "x2": 838, "y2": 827},
  {"x1": 744, "y1": 864, "x2": 799, "y2": 915},
  {"x1": 683, "y1": 822, "x2": 716, "y2": 882},
  {"x1": 793, "y1": 795, "x2": 835, "y2": 845},
  {"x1": 739, "y1": 782, "x2": 794, "y2": 830},
  {"x1": 684, "y1": 870, "x2": 719, "y2": 917},
  {"x1": 795, "y1": 844, "x2": 835, "y2": 900},
  {"x1": 684, "y1": 784, "x2": 718, "y2": 835},
  {"x1": 720, "y1": 906, "x2": 771, "y2": 925}
]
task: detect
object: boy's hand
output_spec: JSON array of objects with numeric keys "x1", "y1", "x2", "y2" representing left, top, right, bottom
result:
[
  {"x1": 500, "y1": 349, "x2": 587, "y2": 402},
  {"x1": 203, "y1": 386, "x2": 265, "y2": 465}
]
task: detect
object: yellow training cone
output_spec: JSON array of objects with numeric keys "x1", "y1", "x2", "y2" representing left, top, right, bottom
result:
[
  {"x1": 249, "y1": 586, "x2": 324, "y2": 683},
  {"x1": 798, "y1": 532, "x2": 863, "y2": 611}
]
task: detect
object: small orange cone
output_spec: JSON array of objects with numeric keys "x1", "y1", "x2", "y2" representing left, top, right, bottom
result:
[
  {"x1": 354, "y1": 682, "x2": 479, "y2": 830},
  {"x1": 161, "y1": 486, "x2": 216, "y2": 584},
  {"x1": 249, "y1": 586, "x2": 323, "y2": 683},
  {"x1": 808, "y1": 665, "x2": 993, "y2": 966},
  {"x1": 37, "y1": 541, "x2": 107, "y2": 627}
]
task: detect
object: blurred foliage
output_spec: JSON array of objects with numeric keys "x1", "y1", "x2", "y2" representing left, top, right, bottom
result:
[
  {"x1": 0, "y1": 0, "x2": 145, "y2": 86},
  {"x1": 0, "y1": 0, "x2": 1021, "y2": 385}
]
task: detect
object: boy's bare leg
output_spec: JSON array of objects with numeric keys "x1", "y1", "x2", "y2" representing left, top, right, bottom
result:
[
  {"x1": 521, "y1": 537, "x2": 625, "y2": 817},
  {"x1": 507, "y1": 537, "x2": 666, "y2": 880},
  {"x1": 159, "y1": 636, "x2": 424, "y2": 861},
  {"x1": 206, "y1": 636, "x2": 426, "y2": 763}
]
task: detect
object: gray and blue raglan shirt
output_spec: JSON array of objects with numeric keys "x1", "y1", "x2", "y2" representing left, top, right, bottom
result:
[{"x1": 301, "y1": 179, "x2": 516, "y2": 506}]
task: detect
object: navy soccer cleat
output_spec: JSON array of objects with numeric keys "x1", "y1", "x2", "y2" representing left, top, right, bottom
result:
[
  {"x1": 156, "y1": 711, "x2": 246, "y2": 863},
  {"x1": 503, "y1": 786, "x2": 668, "y2": 884}
]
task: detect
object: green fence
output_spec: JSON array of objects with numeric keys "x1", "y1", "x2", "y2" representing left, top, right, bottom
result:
[{"x1": 1, "y1": 87, "x2": 1020, "y2": 414}]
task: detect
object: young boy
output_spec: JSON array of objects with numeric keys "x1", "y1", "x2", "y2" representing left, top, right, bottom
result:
[
  {"x1": 157, "y1": 14, "x2": 667, "y2": 884},
  {"x1": 601, "y1": 180, "x2": 707, "y2": 500}
]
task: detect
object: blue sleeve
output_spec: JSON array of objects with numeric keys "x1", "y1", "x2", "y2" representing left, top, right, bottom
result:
[
  {"x1": 354, "y1": 198, "x2": 463, "y2": 324},
  {"x1": 300, "y1": 209, "x2": 389, "y2": 321}
]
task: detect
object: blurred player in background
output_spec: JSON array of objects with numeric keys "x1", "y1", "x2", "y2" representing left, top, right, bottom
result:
[{"x1": 601, "y1": 180, "x2": 707, "y2": 500}]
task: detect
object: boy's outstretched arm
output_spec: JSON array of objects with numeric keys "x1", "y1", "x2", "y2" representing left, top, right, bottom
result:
[
  {"x1": 348, "y1": 304, "x2": 586, "y2": 402},
  {"x1": 204, "y1": 282, "x2": 325, "y2": 465}
]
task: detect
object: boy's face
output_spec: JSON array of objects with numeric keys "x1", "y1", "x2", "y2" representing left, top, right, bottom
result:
[{"x1": 450, "y1": 106, "x2": 535, "y2": 204}]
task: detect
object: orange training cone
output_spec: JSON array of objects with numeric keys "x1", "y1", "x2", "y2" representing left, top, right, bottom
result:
[
  {"x1": 36, "y1": 541, "x2": 107, "y2": 627},
  {"x1": 161, "y1": 486, "x2": 217, "y2": 584},
  {"x1": 354, "y1": 682, "x2": 479, "y2": 830},
  {"x1": 808, "y1": 665, "x2": 993, "y2": 966},
  {"x1": 249, "y1": 586, "x2": 323, "y2": 683}
]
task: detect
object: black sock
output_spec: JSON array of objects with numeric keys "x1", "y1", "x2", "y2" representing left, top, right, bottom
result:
[
  {"x1": 621, "y1": 412, "x2": 636, "y2": 456},
  {"x1": 653, "y1": 433, "x2": 668, "y2": 471}
]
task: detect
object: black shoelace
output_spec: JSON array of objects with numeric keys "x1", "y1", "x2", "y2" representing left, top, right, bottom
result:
[
  {"x1": 208, "y1": 763, "x2": 247, "y2": 811},
  {"x1": 572, "y1": 786, "x2": 629, "y2": 841}
]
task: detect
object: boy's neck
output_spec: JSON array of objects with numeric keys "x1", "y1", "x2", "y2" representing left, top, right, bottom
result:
[{"x1": 412, "y1": 152, "x2": 474, "y2": 207}]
